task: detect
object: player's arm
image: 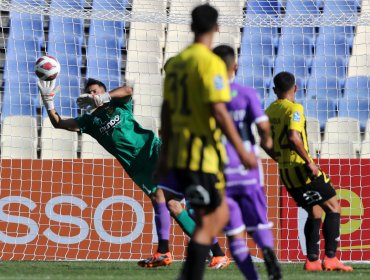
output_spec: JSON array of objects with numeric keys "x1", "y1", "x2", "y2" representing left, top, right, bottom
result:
[
  {"x1": 77, "y1": 86, "x2": 133, "y2": 109},
  {"x1": 287, "y1": 105, "x2": 318, "y2": 177},
  {"x1": 211, "y1": 102, "x2": 257, "y2": 169},
  {"x1": 256, "y1": 119, "x2": 276, "y2": 161},
  {"x1": 38, "y1": 80, "x2": 80, "y2": 132}
]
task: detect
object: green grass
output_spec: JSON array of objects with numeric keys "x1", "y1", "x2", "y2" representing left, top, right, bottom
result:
[{"x1": 0, "y1": 261, "x2": 368, "y2": 280}]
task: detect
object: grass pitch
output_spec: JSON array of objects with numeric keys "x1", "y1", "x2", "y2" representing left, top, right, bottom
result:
[{"x1": 0, "y1": 261, "x2": 368, "y2": 280}]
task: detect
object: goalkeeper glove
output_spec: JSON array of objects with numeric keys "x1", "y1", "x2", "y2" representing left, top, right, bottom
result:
[
  {"x1": 37, "y1": 80, "x2": 61, "y2": 111},
  {"x1": 76, "y1": 92, "x2": 111, "y2": 111}
]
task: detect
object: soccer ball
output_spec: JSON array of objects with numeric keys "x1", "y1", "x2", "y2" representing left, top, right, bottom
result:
[{"x1": 34, "y1": 55, "x2": 61, "y2": 81}]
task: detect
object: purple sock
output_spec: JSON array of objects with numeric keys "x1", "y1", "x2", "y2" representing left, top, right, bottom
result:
[
  {"x1": 229, "y1": 238, "x2": 259, "y2": 280},
  {"x1": 153, "y1": 202, "x2": 171, "y2": 241},
  {"x1": 252, "y1": 229, "x2": 274, "y2": 249}
]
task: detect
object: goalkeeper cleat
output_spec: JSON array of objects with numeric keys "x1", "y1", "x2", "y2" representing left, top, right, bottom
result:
[
  {"x1": 262, "y1": 247, "x2": 282, "y2": 279},
  {"x1": 137, "y1": 252, "x2": 173, "y2": 268},
  {"x1": 208, "y1": 256, "x2": 230, "y2": 269},
  {"x1": 304, "y1": 259, "x2": 323, "y2": 271},
  {"x1": 322, "y1": 256, "x2": 353, "y2": 272}
]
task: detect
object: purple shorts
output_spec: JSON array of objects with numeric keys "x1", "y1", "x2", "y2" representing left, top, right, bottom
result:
[{"x1": 224, "y1": 186, "x2": 273, "y2": 236}]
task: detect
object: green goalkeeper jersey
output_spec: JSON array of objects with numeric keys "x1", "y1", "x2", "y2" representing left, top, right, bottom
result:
[{"x1": 75, "y1": 97, "x2": 160, "y2": 195}]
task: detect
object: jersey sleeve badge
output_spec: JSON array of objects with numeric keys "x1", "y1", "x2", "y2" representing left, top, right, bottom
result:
[
  {"x1": 293, "y1": 111, "x2": 301, "y2": 122},
  {"x1": 214, "y1": 75, "x2": 224, "y2": 90}
]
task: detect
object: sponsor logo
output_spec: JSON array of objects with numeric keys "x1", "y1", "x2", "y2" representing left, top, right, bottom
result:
[
  {"x1": 214, "y1": 75, "x2": 224, "y2": 90},
  {"x1": 99, "y1": 115, "x2": 121, "y2": 135},
  {"x1": 293, "y1": 111, "x2": 301, "y2": 122}
]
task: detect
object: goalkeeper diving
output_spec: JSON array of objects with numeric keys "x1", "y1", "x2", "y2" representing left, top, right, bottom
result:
[{"x1": 37, "y1": 78, "x2": 229, "y2": 268}]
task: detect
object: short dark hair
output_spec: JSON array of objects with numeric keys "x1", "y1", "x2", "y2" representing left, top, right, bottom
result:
[
  {"x1": 273, "y1": 72, "x2": 295, "y2": 94},
  {"x1": 191, "y1": 4, "x2": 218, "y2": 35},
  {"x1": 84, "y1": 78, "x2": 107, "y2": 93},
  {"x1": 213, "y1": 45, "x2": 235, "y2": 70}
]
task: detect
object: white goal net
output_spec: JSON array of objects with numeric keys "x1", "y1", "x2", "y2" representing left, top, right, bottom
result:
[{"x1": 0, "y1": 0, "x2": 369, "y2": 262}]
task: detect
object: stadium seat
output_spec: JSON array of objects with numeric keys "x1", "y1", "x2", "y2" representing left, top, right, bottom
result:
[
  {"x1": 302, "y1": 98, "x2": 337, "y2": 130},
  {"x1": 234, "y1": 76, "x2": 268, "y2": 98},
  {"x1": 344, "y1": 76, "x2": 370, "y2": 99},
  {"x1": 242, "y1": 27, "x2": 279, "y2": 47},
  {"x1": 240, "y1": 34, "x2": 275, "y2": 64},
  {"x1": 9, "y1": 11, "x2": 44, "y2": 44},
  {"x1": 6, "y1": 38, "x2": 41, "y2": 61},
  {"x1": 320, "y1": 116, "x2": 361, "y2": 158},
  {"x1": 86, "y1": 58, "x2": 121, "y2": 83},
  {"x1": 323, "y1": 0, "x2": 357, "y2": 14},
  {"x1": 3, "y1": 60, "x2": 36, "y2": 80},
  {"x1": 2, "y1": 79, "x2": 38, "y2": 118},
  {"x1": 48, "y1": 17, "x2": 84, "y2": 45},
  {"x1": 285, "y1": 0, "x2": 320, "y2": 15},
  {"x1": 310, "y1": 56, "x2": 347, "y2": 82},
  {"x1": 306, "y1": 76, "x2": 341, "y2": 100},
  {"x1": 40, "y1": 118, "x2": 78, "y2": 159},
  {"x1": 89, "y1": 20, "x2": 125, "y2": 44},
  {"x1": 238, "y1": 56, "x2": 273, "y2": 88},
  {"x1": 338, "y1": 98, "x2": 370, "y2": 131},
  {"x1": 319, "y1": 26, "x2": 354, "y2": 47},
  {"x1": 315, "y1": 33, "x2": 351, "y2": 59},
  {"x1": 246, "y1": 0, "x2": 280, "y2": 16},
  {"x1": 348, "y1": 26, "x2": 370, "y2": 76},
  {"x1": 1, "y1": 116, "x2": 38, "y2": 159},
  {"x1": 281, "y1": 27, "x2": 316, "y2": 45},
  {"x1": 263, "y1": 94, "x2": 277, "y2": 110},
  {"x1": 277, "y1": 33, "x2": 314, "y2": 66},
  {"x1": 80, "y1": 133, "x2": 115, "y2": 159},
  {"x1": 360, "y1": 140, "x2": 370, "y2": 158},
  {"x1": 274, "y1": 55, "x2": 309, "y2": 82},
  {"x1": 91, "y1": 0, "x2": 129, "y2": 10},
  {"x1": 306, "y1": 117, "x2": 321, "y2": 158}
]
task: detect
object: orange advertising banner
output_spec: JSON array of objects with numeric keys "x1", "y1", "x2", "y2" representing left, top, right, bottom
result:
[{"x1": 0, "y1": 159, "x2": 280, "y2": 260}]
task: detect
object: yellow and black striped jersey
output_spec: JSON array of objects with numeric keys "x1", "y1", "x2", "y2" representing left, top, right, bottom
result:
[
  {"x1": 265, "y1": 99, "x2": 322, "y2": 188},
  {"x1": 163, "y1": 43, "x2": 230, "y2": 174}
]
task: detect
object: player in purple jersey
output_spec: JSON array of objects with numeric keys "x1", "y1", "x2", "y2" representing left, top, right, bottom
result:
[{"x1": 214, "y1": 45, "x2": 282, "y2": 280}]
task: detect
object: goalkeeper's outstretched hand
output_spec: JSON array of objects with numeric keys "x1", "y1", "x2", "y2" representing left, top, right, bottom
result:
[
  {"x1": 37, "y1": 80, "x2": 61, "y2": 111},
  {"x1": 77, "y1": 92, "x2": 111, "y2": 112}
]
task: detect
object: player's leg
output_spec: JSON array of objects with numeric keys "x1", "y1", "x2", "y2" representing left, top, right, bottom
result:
[
  {"x1": 225, "y1": 197, "x2": 259, "y2": 280},
  {"x1": 179, "y1": 171, "x2": 229, "y2": 280},
  {"x1": 320, "y1": 195, "x2": 353, "y2": 272},
  {"x1": 237, "y1": 188, "x2": 281, "y2": 280}
]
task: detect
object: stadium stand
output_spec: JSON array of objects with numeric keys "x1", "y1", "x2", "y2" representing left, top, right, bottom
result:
[
  {"x1": 344, "y1": 76, "x2": 370, "y2": 99},
  {"x1": 80, "y1": 133, "x2": 115, "y2": 159},
  {"x1": 306, "y1": 117, "x2": 321, "y2": 158},
  {"x1": 338, "y1": 97, "x2": 370, "y2": 131},
  {"x1": 306, "y1": 76, "x2": 342, "y2": 100},
  {"x1": 320, "y1": 117, "x2": 361, "y2": 158},
  {"x1": 40, "y1": 117, "x2": 78, "y2": 159},
  {"x1": 1, "y1": 116, "x2": 38, "y2": 159},
  {"x1": 301, "y1": 98, "x2": 337, "y2": 130}
]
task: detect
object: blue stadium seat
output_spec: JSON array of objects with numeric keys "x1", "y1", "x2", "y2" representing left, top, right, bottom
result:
[
  {"x1": 285, "y1": 0, "x2": 320, "y2": 15},
  {"x1": 240, "y1": 34, "x2": 275, "y2": 63},
  {"x1": 310, "y1": 56, "x2": 347, "y2": 82},
  {"x1": 344, "y1": 76, "x2": 370, "y2": 99},
  {"x1": 3, "y1": 60, "x2": 35, "y2": 80},
  {"x1": 338, "y1": 98, "x2": 370, "y2": 131},
  {"x1": 92, "y1": 0, "x2": 129, "y2": 10},
  {"x1": 263, "y1": 94, "x2": 277, "y2": 110},
  {"x1": 247, "y1": 0, "x2": 280, "y2": 15},
  {"x1": 87, "y1": 36, "x2": 122, "y2": 59},
  {"x1": 315, "y1": 33, "x2": 351, "y2": 59},
  {"x1": 242, "y1": 27, "x2": 279, "y2": 47},
  {"x1": 274, "y1": 55, "x2": 309, "y2": 81},
  {"x1": 86, "y1": 58, "x2": 121, "y2": 79},
  {"x1": 2, "y1": 80, "x2": 38, "y2": 118},
  {"x1": 42, "y1": 75, "x2": 80, "y2": 118},
  {"x1": 282, "y1": 26, "x2": 316, "y2": 43},
  {"x1": 323, "y1": 0, "x2": 357, "y2": 14},
  {"x1": 238, "y1": 56, "x2": 273, "y2": 86},
  {"x1": 277, "y1": 33, "x2": 314, "y2": 62},
  {"x1": 306, "y1": 76, "x2": 341, "y2": 100},
  {"x1": 48, "y1": 17, "x2": 84, "y2": 45},
  {"x1": 89, "y1": 20, "x2": 125, "y2": 42},
  {"x1": 319, "y1": 26, "x2": 354, "y2": 47},
  {"x1": 6, "y1": 38, "x2": 41, "y2": 61},
  {"x1": 50, "y1": 0, "x2": 84, "y2": 9},
  {"x1": 234, "y1": 76, "x2": 268, "y2": 98},
  {"x1": 301, "y1": 98, "x2": 337, "y2": 130}
]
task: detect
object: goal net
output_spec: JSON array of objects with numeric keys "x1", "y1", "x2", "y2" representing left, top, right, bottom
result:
[{"x1": 0, "y1": 0, "x2": 369, "y2": 262}]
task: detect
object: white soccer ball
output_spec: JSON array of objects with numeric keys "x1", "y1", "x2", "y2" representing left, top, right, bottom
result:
[{"x1": 34, "y1": 55, "x2": 61, "y2": 81}]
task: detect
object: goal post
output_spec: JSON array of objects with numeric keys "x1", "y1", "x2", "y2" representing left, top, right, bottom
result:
[{"x1": 0, "y1": 0, "x2": 370, "y2": 262}]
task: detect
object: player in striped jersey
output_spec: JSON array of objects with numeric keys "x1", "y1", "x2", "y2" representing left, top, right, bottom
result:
[
  {"x1": 265, "y1": 72, "x2": 352, "y2": 272},
  {"x1": 156, "y1": 4, "x2": 257, "y2": 280}
]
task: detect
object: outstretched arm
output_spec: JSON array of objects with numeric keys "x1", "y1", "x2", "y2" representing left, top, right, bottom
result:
[{"x1": 38, "y1": 80, "x2": 80, "y2": 132}]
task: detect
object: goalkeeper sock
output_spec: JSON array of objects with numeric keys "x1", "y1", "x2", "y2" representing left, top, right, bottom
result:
[
  {"x1": 153, "y1": 202, "x2": 171, "y2": 253},
  {"x1": 180, "y1": 240, "x2": 210, "y2": 280},
  {"x1": 229, "y1": 237, "x2": 259, "y2": 280},
  {"x1": 304, "y1": 217, "x2": 321, "y2": 261},
  {"x1": 252, "y1": 228, "x2": 274, "y2": 249},
  {"x1": 323, "y1": 212, "x2": 340, "y2": 258},
  {"x1": 174, "y1": 209, "x2": 196, "y2": 237}
]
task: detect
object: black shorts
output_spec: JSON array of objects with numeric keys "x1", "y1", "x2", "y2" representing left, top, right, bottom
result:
[
  {"x1": 286, "y1": 174, "x2": 336, "y2": 208},
  {"x1": 173, "y1": 168, "x2": 222, "y2": 213}
]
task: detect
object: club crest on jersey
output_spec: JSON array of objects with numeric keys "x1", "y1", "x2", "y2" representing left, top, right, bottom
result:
[
  {"x1": 214, "y1": 75, "x2": 224, "y2": 90},
  {"x1": 93, "y1": 117, "x2": 103, "y2": 126},
  {"x1": 293, "y1": 111, "x2": 301, "y2": 122}
]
